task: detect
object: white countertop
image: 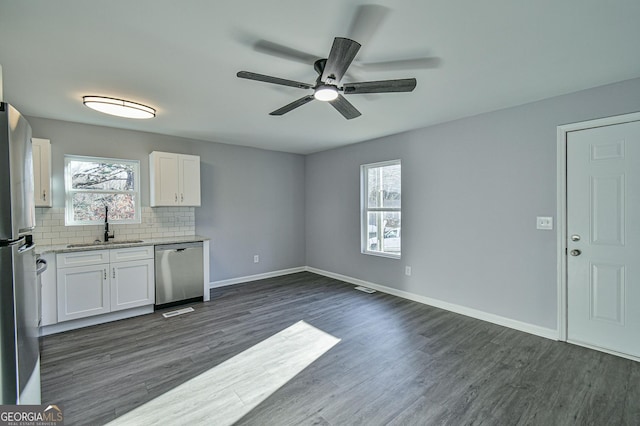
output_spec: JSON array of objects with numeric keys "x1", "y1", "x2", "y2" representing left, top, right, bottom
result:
[{"x1": 36, "y1": 235, "x2": 209, "y2": 255}]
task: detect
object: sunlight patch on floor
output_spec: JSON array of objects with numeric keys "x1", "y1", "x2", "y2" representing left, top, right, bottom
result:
[{"x1": 107, "y1": 320, "x2": 340, "y2": 425}]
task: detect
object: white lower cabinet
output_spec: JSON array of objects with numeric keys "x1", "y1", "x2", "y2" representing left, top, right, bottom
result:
[
  {"x1": 111, "y1": 258, "x2": 155, "y2": 312},
  {"x1": 56, "y1": 246, "x2": 155, "y2": 322},
  {"x1": 57, "y1": 262, "x2": 110, "y2": 321}
]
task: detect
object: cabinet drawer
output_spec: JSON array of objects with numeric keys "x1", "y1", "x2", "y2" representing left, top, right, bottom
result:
[
  {"x1": 110, "y1": 246, "x2": 154, "y2": 262},
  {"x1": 57, "y1": 250, "x2": 109, "y2": 268}
]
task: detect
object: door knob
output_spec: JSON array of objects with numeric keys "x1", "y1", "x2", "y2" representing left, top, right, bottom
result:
[
  {"x1": 570, "y1": 234, "x2": 581, "y2": 242},
  {"x1": 570, "y1": 249, "x2": 582, "y2": 256}
]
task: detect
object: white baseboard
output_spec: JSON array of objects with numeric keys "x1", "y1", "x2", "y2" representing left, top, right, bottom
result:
[
  {"x1": 306, "y1": 267, "x2": 560, "y2": 341},
  {"x1": 208, "y1": 265, "x2": 559, "y2": 341},
  {"x1": 210, "y1": 267, "x2": 307, "y2": 288}
]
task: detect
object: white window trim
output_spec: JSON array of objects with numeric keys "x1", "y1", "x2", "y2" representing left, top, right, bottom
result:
[
  {"x1": 64, "y1": 155, "x2": 141, "y2": 226},
  {"x1": 360, "y1": 159, "x2": 401, "y2": 259}
]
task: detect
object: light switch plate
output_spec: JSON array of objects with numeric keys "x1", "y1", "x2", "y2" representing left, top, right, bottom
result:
[{"x1": 536, "y1": 216, "x2": 553, "y2": 230}]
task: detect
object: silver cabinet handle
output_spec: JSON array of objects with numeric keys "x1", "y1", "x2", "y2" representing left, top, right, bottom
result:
[
  {"x1": 104, "y1": 269, "x2": 107, "y2": 280},
  {"x1": 43, "y1": 190, "x2": 46, "y2": 201},
  {"x1": 181, "y1": 193, "x2": 184, "y2": 202},
  {"x1": 113, "y1": 267, "x2": 116, "y2": 279},
  {"x1": 570, "y1": 249, "x2": 582, "y2": 256},
  {"x1": 175, "y1": 193, "x2": 178, "y2": 203}
]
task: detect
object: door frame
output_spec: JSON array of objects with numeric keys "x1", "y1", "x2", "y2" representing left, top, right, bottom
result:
[{"x1": 556, "y1": 111, "x2": 640, "y2": 343}]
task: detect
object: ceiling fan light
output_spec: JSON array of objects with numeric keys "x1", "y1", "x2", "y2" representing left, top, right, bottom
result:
[
  {"x1": 83, "y1": 96, "x2": 156, "y2": 119},
  {"x1": 314, "y1": 86, "x2": 339, "y2": 102}
]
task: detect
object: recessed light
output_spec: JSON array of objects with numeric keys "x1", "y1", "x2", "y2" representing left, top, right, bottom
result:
[{"x1": 83, "y1": 96, "x2": 156, "y2": 119}]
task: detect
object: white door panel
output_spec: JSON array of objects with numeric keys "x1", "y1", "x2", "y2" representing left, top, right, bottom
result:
[{"x1": 567, "y1": 120, "x2": 640, "y2": 357}]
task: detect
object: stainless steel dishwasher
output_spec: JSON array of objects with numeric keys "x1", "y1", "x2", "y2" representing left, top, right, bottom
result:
[{"x1": 155, "y1": 242, "x2": 204, "y2": 308}]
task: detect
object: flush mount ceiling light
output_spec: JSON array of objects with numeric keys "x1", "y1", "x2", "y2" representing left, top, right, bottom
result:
[
  {"x1": 82, "y1": 96, "x2": 156, "y2": 119},
  {"x1": 313, "y1": 85, "x2": 339, "y2": 102}
]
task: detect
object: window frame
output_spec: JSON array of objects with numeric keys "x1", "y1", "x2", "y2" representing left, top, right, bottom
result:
[
  {"x1": 64, "y1": 154, "x2": 141, "y2": 226},
  {"x1": 360, "y1": 159, "x2": 402, "y2": 259}
]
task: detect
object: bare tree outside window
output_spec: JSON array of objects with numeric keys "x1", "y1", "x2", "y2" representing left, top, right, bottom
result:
[
  {"x1": 361, "y1": 160, "x2": 401, "y2": 258},
  {"x1": 65, "y1": 156, "x2": 141, "y2": 225}
]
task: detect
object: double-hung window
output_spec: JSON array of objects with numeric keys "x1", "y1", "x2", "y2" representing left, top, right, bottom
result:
[
  {"x1": 64, "y1": 155, "x2": 141, "y2": 225},
  {"x1": 361, "y1": 160, "x2": 401, "y2": 258}
]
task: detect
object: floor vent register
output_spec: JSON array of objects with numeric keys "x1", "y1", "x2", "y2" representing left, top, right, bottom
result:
[
  {"x1": 162, "y1": 307, "x2": 195, "y2": 318},
  {"x1": 354, "y1": 286, "x2": 377, "y2": 294}
]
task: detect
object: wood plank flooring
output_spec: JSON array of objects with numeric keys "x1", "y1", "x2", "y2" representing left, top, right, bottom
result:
[{"x1": 40, "y1": 272, "x2": 640, "y2": 425}]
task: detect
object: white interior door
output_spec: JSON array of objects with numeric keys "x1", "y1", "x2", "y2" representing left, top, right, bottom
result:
[{"x1": 567, "y1": 120, "x2": 640, "y2": 358}]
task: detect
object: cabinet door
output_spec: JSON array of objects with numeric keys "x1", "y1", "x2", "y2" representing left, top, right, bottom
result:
[
  {"x1": 32, "y1": 138, "x2": 52, "y2": 207},
  {"x1": 110, "y1": 259, "x2": 155, "y2": 311},
  {"x1": 57, "y1": 264, "x2": 110, "y2": 321},
  {"x1": 179, "y1": 154, "x2": 201, "y2": 206},
  {"x1": 150, "y1": 151, "x2": 179, "y2": 206}
]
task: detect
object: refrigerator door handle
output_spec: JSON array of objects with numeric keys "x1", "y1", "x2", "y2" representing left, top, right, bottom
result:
[
  {"x1": 17, "y1": 240, "x2": 35, "y2": 254},
  {"x1": 0, "y1": 236, "x2": 26, "y2": 247}
]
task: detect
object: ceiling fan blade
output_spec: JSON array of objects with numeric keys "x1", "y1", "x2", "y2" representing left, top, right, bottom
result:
[
  {"x1": 253, "y1": 40, "x2": 319, "y2": 65},
  {"x1": 329, "y1": 94, "x2": 361, "y2": 120},
  {"x1": 343, "y1": 78, "x2": 416, "y2": 94},
  {"x1": 237, "y1": 71, "x2": 314, "y2": 89},
  {"x1": 321, "y1": 37, "x2": 361, "y2": 84},
  {"x1": 347, "y1": 4, "x2": 390, "y2": 48},
  {"x1": 356, "y1": 57, "x2": 441, "y2": 72},
  {"x1": 270, "y1": 95, "x2": 315, "y2": 116}
]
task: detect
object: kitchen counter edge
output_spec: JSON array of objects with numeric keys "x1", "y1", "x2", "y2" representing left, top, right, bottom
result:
[{"x1": 36, "y1": 235, "x2": 210, "y2": 255}]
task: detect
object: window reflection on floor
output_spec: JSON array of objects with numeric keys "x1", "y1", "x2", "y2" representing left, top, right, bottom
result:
[{"x1": 107, "y1": 320, "x2": 340, "y2": 426}]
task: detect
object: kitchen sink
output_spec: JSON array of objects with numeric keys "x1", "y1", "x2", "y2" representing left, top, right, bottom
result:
[{"x1": 67, "y1": 240, "x2": 144, "y2": 248}]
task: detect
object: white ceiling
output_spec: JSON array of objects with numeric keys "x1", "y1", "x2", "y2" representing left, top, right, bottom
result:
[{"x1": 1, "y1": 0, "x2": 639, "y2": 154}]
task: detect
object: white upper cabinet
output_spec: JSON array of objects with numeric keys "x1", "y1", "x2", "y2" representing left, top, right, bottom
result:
[
  {"x1": 179, "y1": 154, "x2": 201, "y2": 206},
  {"x1": 150, "y1": 151, "x2": 201, "y2": 207},
  {"x1": 32, "y1": 138, "x2": 52, "y2": 207}
]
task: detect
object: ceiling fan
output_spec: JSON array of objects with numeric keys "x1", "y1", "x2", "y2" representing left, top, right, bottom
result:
[
  {"x1": 237, "y1": 36, "x2": 416, "y2": 120},
  {"x1": 236, "y1": 5, "x2": 436, "y2": 120}
]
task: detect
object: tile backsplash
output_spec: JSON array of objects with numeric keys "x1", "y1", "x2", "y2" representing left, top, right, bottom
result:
[{"x1": 34, "y1": 207, "x2": 195, "y2": 246}]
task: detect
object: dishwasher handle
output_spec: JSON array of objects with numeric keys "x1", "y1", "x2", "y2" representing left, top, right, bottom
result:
[{"x1": 155, "y1": 242, "x2": 203, "y2": 252}]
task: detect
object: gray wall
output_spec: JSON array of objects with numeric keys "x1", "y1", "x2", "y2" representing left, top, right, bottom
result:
[
  {"x1": 26, "y1": 117, "x2": 306, "y2": 282},
  {"x1": 26, "y1": 77, "x2": 640, "y2": 330},
  {"x1": 305, "y1": 77, "x2": 640, "y2": 331}
]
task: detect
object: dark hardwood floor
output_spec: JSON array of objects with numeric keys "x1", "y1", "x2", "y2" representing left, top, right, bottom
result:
[{"x1": 40, "y1": 272, "x2": 640, "y2": 425}]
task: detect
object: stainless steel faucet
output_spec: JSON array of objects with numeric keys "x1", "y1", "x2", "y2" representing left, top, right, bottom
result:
[{"x1": 104, "y1": 206, "x2": 114, "y2": 242}]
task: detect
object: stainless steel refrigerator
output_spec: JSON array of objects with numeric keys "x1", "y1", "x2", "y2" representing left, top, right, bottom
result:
[{"x1": 0, "y1": 102, "x2": 41, "y2": 404}]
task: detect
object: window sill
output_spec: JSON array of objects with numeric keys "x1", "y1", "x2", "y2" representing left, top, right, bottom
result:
[{"x1": 361, "y1": 250, "x2": 401, "y2": 260}]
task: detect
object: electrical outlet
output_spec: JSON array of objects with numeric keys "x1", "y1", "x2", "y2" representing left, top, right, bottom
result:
[
  {"x1": 405, "y1": 266, "x2": 412, "y2": 276},
  {"x1": 253, "y1": 255, "x2": 259, "y2": 263},
  {"x1": 536, "y1": 216, "x2": 553, "y2": 230}
]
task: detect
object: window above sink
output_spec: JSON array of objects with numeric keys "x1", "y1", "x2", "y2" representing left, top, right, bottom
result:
[{"x1": 64, "y1": 155, "x2": 141, "y2": 226}]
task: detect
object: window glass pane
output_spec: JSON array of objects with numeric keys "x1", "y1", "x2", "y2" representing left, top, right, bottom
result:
[
  {"x1": 71, "y1": 193, "x2": 137, "y2": 222},
  {"x1": 69, "y1": 159, "x2": 135, "y2": 191},
  {"x1": 366, "y1": 211, "x2": 401, "y2": 254},
  {"x1": 381, "y1": 164, "x2": 401, "y2": 208},
  {"x1": 367, "y1": 168, "x2": 380, "y2": 208},
  {"x1": 367, "y1": 163, "x2": 401, "y2": 208}
]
